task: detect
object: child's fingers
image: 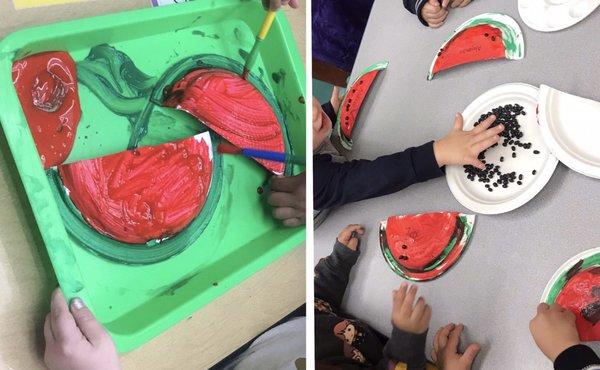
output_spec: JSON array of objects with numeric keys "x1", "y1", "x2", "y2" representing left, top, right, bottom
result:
[
  {"x1": 420, "y1": 304, "x2": 432, "y2": 328},
  {"x1": 50, "y1": 289, "x2": 80, "y2": 344},
  {"x1": 467, "y1": 158, "x2": 486, "y2": 170},
  {"x1": 283, "y1": 217, "x2": 303, "y2": 227},
  {"x1": 472, "y1": 124, "x2": 503, "y2": 144},
  {"x1": 441, "y1": 0, "x2": 450, "y2": 8},
  {"x1": 435, "y1": 323, "x2": 454, "y2": 352},
  {"x1": 471, "y1": 115, "x2": 497, "y2": 134},
  {"x1": 460, "y1": 343, "x2": 481, "y2": 365},
  {"x1": 288, "y1": 0, "x2": 300, "y2": 8},
  {"x1": 270, "y1": 176, "x2": 297, "y2": 193},
  {"x1": 446, "y1": 323, "x2": 464, "y2": 352},
  {"x1": 411, "y1": 297, "x2": 426, "y2": 321},
  {"x1": 337, "y1": 224, "x2": 363, "y2": 244},
  {"x1": 473, "y1": 135, "x2": 500, "y2": 154},
  {"x1": 452, "y1": 113, "x2": 464, "y2": 131},
  {"x1": 394, "y1": 283, "x2": 409, "y2": 304},
  {"x1": 427, "y1": 0, "x2": 441, "y2": 7},
  {"x1": 44, "y1": 313, "x2": 55, "y2": 343},
  {"x1": 268, "y1": 192, "x2": 298, "y2": 208},
  {"x1": 427, "y1": 11, "x2": 448, "y2": 24},
  {"x1": 400, "y1": 285, "x2": 418, "y2": 315},
  {"x1": 537, "y1": 302, "x2": 550, "y2": 313},
  {"x1": 272, "y1": 206, "x2": 303, "y2": 220},
  {"x1": 70, "y1": 298, "x2": 107, "y2": 346},
  {"x1": 428, "y1": 21, "x2": 446, "y2": 28}
]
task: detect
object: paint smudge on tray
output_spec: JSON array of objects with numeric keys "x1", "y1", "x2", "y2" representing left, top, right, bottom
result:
[
  {"x1": 12, "y1": 51, "x2": 82, "y2": 168},
  {"x1": 164, "y1": 68, "x2": 286, "y2": 174},
  {"x1": 556, "y1": 265, "x2": 600, "y2": 341},
  {"x1": 58, "y1": 135, "x2": 213, "y2": 244}
]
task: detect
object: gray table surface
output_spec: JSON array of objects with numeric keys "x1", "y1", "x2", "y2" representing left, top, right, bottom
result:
[{"x1": 313, "y1": 1, "x2": 600, "y2": 369}]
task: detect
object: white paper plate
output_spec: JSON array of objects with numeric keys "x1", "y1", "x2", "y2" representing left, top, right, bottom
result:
[
  {"x1": 538, "y1": 85, "x2": 600, "y2": 179},
  {"x1": 518, "y1": 0, "x2": 600, "y2": 32},
  {"x1": 541, "y1": 248, "x2": 600, "y2": 302},
  {"x1": 446, "y1": 83, "x2": 558, "y2": 214}
]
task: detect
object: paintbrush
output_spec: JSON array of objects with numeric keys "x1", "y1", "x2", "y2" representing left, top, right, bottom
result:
[
  {"x1": 217, "y1": 143, "x2": 305, "y2": 165},
  {"x1": 241, "y1": 10, "x2": 277, "y2": 79}
]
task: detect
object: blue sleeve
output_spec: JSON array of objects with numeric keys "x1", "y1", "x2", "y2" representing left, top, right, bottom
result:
[
  {"x1": 403, "y1": 0, "x2": 430, "y2": 27},
  {"x1": 313, "y1": 141, "x2": 444, "y2": 210}
]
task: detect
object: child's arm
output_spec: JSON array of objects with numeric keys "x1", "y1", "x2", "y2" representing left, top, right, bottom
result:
[
  {"x1": 314, "y1": 224, "x2": 364, "y2": 309},
  {"x1": 383, "y1": 284, "x2": 431, "y2": 369},
  {"x1": 530, "y1": 303, "x2": 600, "y2": 370},
  {"x1": 314, "y1": 113, "x2": 502, "y2": 211},
  {"x1": 314, "y1": 141, "x2": 442, "y2": 210}
]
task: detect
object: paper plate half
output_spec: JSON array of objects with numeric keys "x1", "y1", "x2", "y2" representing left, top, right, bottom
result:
[
  {"x1": 427, "y1": 13, "x2": 524, "y2": 80},
  {"x1": 519, "y1": 0, "x2": 600, "y2": 32},
  {"x1": 538, "y1": 85, "x2": 600, "y2": 179},
  {"x1": 379, "y1": 212, "x2": 475, "y2": 282},
  {"x1": 446, "y1": 83, "x2": 558, "y2": 214},
  {"x1": 542, "y1": 248, "x2": 600, "y2": 341}
]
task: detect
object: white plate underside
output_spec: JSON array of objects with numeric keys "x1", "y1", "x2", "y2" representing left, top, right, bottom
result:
[
  {"x1": 518, "y1": 0, "x2": 600, "y2": 32},
  {"x1": 541, "y1": 247, "x2": 600, "y2": 302},
  {"x1": 446, "y1": 83, "x2": 558, "y2": 215},
  {"x1": 538, "y1": 85, "x2": 600, "y2": 179}
]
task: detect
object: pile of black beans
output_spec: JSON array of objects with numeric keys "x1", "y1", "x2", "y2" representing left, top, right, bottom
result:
[{"x1": 464, "y1": 104, "x2": 540, "y2": 192}]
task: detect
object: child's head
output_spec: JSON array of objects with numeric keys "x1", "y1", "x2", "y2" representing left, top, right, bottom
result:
[{"x1": 313, "y1": 97, "x2": 332, "y2": 151}]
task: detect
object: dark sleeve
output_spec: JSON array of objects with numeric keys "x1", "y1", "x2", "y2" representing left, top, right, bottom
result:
[
  {"x1": 383, "y1": 327, "x2": 428, "y2": 370},
  {"x1": 554, "y1": 344, "x2": 600, "y2": 370},
  {"x1": 314, "y1": 141, "x2": 444, "y2": 211},
  {"x1": 403, "y1": 0, "x2": 429, "y2": 27},
  {"x1": 314, "y1": 240, "x2": 360, "y2": 309},
  {"x1": 322, "y1": 102, "x2": 337, "y2": 123}
]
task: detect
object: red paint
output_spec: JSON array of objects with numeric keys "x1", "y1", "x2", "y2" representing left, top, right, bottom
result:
[
  {"x1": 556, "y1": 267, "x2": 600, "y2": 341},
  {"x1": 12, "y1": 51, "x2": 82, "y2": 169},
  {"x1": 432, "y1": 24, "x2": 506, "y2": 75},
  {"x1": 165, "y1": 69, "x2": 285, "y2": 174},
  {"x1": 59, "y1": 136, "x2": 213, "y2": 244},
  {"x1": 385, "y1": 212, "x2": 458, "y2": 270},
  {"x1": 339, "y1": 70, "x2": 380, "y2": 140}
]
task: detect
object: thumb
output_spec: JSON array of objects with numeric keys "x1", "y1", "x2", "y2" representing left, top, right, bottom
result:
[
  {"x1": 461, "y1": 343, "x2": 481, "y2": 365},
  {"x1": 442, "y1": 0, "x2": 450, "y2": 7},
  {"x1": 70, "y1": 298, "x2": 107, "y2": 345},
  {"x1": 428, "y1": 0, "x2": 441, "y2": 7},
  {"x1": 453, "y1": 113, "x2": 464, "y2": 131}
]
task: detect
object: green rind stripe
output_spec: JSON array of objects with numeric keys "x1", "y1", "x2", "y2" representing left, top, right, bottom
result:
[{"x1": 545, "y1": 254, "x2": 600, "y2": 304}]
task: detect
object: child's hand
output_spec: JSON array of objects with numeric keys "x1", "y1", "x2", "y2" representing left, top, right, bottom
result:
[
  {"x1": 434, "y1": 113, "x2": 503, "y2": 169},
  {"x1": 449, "y1": 0, "x2": 471, "y2": 8},
  {"x1": 330, "y1": 86, "x2": 343, "y2": 115},
  {"x1": 313, "y1": 98, "x2": 333, "y2": 150},
  {"x1": 262, "y1": 0, "x2": 299, "y2": 11},
  {"x1": 391, "y1": 283, "x2": 431, "y2": 334},
  {"x1": 44, "y1": 289, "x2": 120, "y2": 370},
  {"x1": 432, "y1": 323, "x2": 480, "y2": 370},
  {"x1": 336, "y1": 224, "x2": 365, "y2": 251},
  {"x1": 268, "y1": 172, "x2": 306, "y2": 227},
  {"x1": 529, "y1": 303, "x2": 580, "y2": 362},
  {"x1": 421, "y1": 0, "x2": 449, "y2": 28}
]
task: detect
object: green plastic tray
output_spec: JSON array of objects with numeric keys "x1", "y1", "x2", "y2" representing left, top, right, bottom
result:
[{"x1": 0, "y1": 0, "x2": 305, "y2": 352}]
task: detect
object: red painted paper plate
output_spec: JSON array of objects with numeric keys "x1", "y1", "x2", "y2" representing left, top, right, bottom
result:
[{"x1": 379, "y1": 212, "x2": 475, "y2": 282}]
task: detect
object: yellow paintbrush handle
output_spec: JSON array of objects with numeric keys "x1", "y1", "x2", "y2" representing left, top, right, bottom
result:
[{"x1": 258, "y1": 10, "x2": 276, "y2": 40}]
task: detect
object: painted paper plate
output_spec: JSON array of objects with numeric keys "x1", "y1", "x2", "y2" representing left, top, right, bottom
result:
[
  {"x1": 379, "y1": 212, "x2": 475, "y2": 281},
  {"x1": 519, "y1": 0, "x2": 600, "y2": 32},
  {"x1": 49, "y1": 131, "x2": 223, "y2": 265},
  {"x1": 427, "y1": 13, "x2": 524, "y2": 80},
  {"x1": 542, "y1": 248, "x2": 600, "y2": 341},
  {"x1": 538, "y1": 85, "x2": 600, "y2": 179},
  {"x1": 446, "y1": 83, "x2": 558, "y2": 214},
  {"x1": 335, "y1": 61, "x2": 389, "y2": 150}
]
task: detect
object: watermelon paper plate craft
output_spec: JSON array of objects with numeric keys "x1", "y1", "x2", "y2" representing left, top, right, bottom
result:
[
  {"x1": 538, "y1": 85, "x2": 600, "y2": 179},
  {"x1": 542, "y1": 248, "x2": 600, "y2": 342},
  {"x1": 519, "y1": 0, "x2": 600, "y2": 32},
  {"x1": 379, "y1": 212, "x2": 475, "y2": 281},
  {"x1": 427, "y1": 13, "x2": 524, "y2": 81},
  {"x1": 335, "y1": 61, "x2": 389, "y2": 150}
]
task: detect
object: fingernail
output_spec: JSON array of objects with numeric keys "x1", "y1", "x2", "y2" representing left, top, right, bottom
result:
[
  {"x1": 71, "y1": 298, "x2": 85, "y2": 310},
  {"x1": 401, "y1": 282, "x2": 408, "y2": 288}
]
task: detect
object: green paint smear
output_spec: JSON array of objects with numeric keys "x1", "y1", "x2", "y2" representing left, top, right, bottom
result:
[
  {"x1": 427, "y1": 13, "x2": 524, "y2": 80},
  {"x1": 546, "y1": 254, "x2": 600, "y2": 304}
]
